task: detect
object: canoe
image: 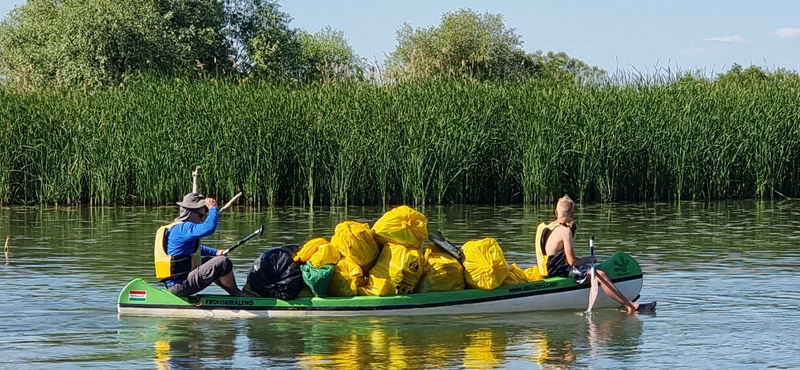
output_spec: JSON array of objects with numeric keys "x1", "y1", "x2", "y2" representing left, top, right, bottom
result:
[{"x1": 117, "y1": 251, "x2": 643, "y2": 318}]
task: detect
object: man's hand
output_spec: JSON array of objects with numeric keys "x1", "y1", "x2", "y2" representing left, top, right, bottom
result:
[
  {"x1": 217, "y1": 249, "x2": 229, "y2": 256},
  {"x1": 584, "y1": 256, "x2": 597, "y2": 264},
  {"x1": 205, "y1": 197, "x2": 217, "y2": 209}
]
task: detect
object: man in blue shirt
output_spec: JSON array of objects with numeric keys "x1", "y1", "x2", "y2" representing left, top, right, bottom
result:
[{"x1": 159, "y1": 193, "x2": 247, "y2": 297}]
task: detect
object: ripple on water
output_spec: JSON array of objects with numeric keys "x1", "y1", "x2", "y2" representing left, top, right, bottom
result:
[{"x1": 2, "y1": 201, "x2": 800, "y2": 369}]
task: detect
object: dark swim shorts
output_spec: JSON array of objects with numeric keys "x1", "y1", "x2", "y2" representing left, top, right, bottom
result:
[{"x1": 166, "y1": 256, "x2": 233, "y2": 297}]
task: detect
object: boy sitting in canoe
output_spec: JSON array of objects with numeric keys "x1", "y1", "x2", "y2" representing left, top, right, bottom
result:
[
  {"x1": 153, "y1": 193, "x2": 248, "y2": 297},
  {"x1": 541, "y1": 195, "x2": 656, "y2": 313}
]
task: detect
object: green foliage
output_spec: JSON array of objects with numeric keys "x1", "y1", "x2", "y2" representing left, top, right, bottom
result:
[
  {"x1": 0, "y1": 2, "x2": 601, "y2": 86},
  {"x1": 528, "y1": 50, "x2": 605, "y2": 82},
  {"x1": 298, "y1": 26, "x2": 363, "y2": 83},
  {"x1": 2, "y1": 76, "x2": 800, "y2": 205},
  {"x1": 0, "y1": 0, "x2": 232, "y2": 88},
  {"x1": 227, "y1": 0, "x2": 303, "y2": 81},
  {"x1": 159, "y1": 0, "x2": 232, "y2": 73},
  {"x1": 389, "y1": 8, "x2": 532, "y2": 80},
  {"x1": 388, "y1": 8, "x2": 603, "y2": 82},
  {"x1": 716, "y1": 63, "x2": 800, "y2": 86}
]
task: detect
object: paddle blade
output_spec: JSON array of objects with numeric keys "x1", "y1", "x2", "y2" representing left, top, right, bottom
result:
[{"x1": 586, "y1": 235, "x2": 597, "y2": 312}]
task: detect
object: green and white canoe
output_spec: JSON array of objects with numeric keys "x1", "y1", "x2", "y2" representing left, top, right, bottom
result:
[{"x1": 117, "y1": 252, "x2": 643, "y2": 318}]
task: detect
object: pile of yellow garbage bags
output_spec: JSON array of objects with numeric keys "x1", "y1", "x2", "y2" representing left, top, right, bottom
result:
[{"x1": 294, "y1": 205, "x2": 544, "y2": 297}]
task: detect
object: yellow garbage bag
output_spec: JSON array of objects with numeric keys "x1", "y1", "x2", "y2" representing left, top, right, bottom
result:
[
  {"x1": 524, "y1": 266, "x2": 545, "y2": 282},
  {"x1": 502, "y1": 263, "x2": 529, "y2": 286},
  {"x1": 372, "y1": 205, "x2": 428, "y2": 248},
  {"x1": 462, "y1": 238, "x2": 509, "y2": 290},
  {"x1": 327, "y1": 259, "x2": 364, "y2": 297},
  {"x1": 359, "y1": 242, "x2": 424, "y2": 296},
  {"x1": 415, "y1": 244, "x2": 465, "y2": 293},
  {"x1": 295, "y1": 237, "x2": 327, "y2": 263},
  {"x1": 308, "y1": 239, "x2": 342, "y2": 268},
  {"x1": 331, "y1": 221, "x2": 380, "y2": 268}
]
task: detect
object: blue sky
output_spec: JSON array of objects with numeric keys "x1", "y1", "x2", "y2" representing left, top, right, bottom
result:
[{"x1": 2, "y1": 0, "x2": 798, "y2": 76}]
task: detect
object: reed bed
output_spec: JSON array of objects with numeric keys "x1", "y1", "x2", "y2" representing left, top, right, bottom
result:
[{"x1": 1, "y1": 76, "x2": 799, "y2": 206}]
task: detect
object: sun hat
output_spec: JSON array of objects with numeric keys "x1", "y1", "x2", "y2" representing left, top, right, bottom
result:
[{"x1": 176, "y1": 193, "x2": 206, "y2": 209}]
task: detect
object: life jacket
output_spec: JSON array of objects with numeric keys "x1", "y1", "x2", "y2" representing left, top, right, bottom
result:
[
  {"x1": 534, "y1": 222, "x2": 576, "y2": 277},
  {"x1": 154, "y1": 221, "x2": 202, "y2": 281}
]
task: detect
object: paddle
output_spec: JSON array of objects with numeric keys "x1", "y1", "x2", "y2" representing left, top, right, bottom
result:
[
  {"x1": 586, "y1": 235, "x2": 598, "y2": 312},
  {"x1": 221, "y1": 224, "x2": 264, "y2": 255}
]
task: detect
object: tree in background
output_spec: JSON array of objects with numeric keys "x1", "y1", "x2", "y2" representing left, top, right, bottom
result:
[
  {"x1": 227, "y1": 2, "x2": 361, "y2": 83},
  {"x1": 0, "y1": 0, "x2": 231, "y2": 88},
  {"x1": 529, "y1": 50, "x2": 604, "y2": 82},
  {"x1": 160, "y1": 0, "x2": 232, "y2": 74},
  {"x1": 226, "y1": 0, "x2": 304, "y2": 82},
  {"x1": 297, "y1": 25, "x2": 363, "y2": 83},
  {"x1": 389, "y1": 8, "x2": 603, "y2": 82},
  {"x1": 715, "y1": 63, "x2": 800, "y2": 85},
  {"x1": 0, "y1": 1, "x2": 598, "y2": 88},
  {"x1": 389, "y1": 9, "x2": 531, "y2": 81}
]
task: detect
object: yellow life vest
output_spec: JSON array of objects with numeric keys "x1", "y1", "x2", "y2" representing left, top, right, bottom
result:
[
  {"x1": 534, "y1": 222, "x2": 576, "y2": 277},
  {"x1": 154, "y1": 221, "x2": 202, "y2": 281}
]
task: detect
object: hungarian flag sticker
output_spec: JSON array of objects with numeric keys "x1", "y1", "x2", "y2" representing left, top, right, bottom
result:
[{"x1": 129, "y1": 290, "x2": 147, "y2": 301}]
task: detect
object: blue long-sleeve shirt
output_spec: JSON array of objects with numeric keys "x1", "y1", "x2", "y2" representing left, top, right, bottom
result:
[{"x1": 164, "y1": 207, "x2": 219, "y2": 285}]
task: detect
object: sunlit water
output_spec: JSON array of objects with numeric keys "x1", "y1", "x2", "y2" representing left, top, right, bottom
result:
[{"x1": 1, "y1": 201, "x2": 799, "y2": 369}]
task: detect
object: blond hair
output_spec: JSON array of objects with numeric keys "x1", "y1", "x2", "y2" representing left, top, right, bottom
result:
[{"x1": 556, "y1": 195, "x2": 575, "y2": 217}]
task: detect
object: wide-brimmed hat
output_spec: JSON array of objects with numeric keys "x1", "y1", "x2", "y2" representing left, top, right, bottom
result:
[{"x1": 176, "y1": 193, "x2": 206, "y2": 209}]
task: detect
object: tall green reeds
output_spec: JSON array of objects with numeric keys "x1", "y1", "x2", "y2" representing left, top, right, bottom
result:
[{"x1": 1, "y1": 74, "x2": 799, "y2": 206}]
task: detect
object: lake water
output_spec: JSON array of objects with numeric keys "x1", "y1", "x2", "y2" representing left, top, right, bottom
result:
[{"x1": 1, "y1": 201, "x2": 799, "y2": 369}]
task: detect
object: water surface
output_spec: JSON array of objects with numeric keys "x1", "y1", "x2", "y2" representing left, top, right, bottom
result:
[{"x1": 1, "y1": 201, "x2": 799, "y2": 369}]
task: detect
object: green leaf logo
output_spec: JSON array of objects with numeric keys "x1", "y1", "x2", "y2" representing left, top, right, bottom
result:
[{"x1": 614, "y1": 256, "x2": 630, "y2": 274}]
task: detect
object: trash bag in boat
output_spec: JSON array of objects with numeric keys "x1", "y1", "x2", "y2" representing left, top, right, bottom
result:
[
  {"x1": 309, "y1": 240, "x2": 342, "y2": 268},
  {"x1": 244, "y1": 245, "x2": 304, "y2": 299},
  {"x1": 327, "y1": 258, "x2": 364, "y2": 297},
  {"x1": 295, "y1": 238, "x2": 341, "y2": 268},
  {"x1": 524, "y1": 266, "x2": 544, "y2": 282},
  {"x1": 295, "y1": 238, "x2": 322, "y2": 263},
  {"x1": 372, "y1": 205, "x2": 428, "y2": 248},
  {"x1": 359, "y1": 242, "x2": 424, "y2": 296},
  {"x1": 462, "y1": 238, "x2": 509, "y2": 290},
  {"x1": 415, "y1": 242, "x2": 465, "y2": 293},
  {"x1": 502, "y1": 263, "x2": 529, "y2": 286},
  {"x1": 301, "y1": 263, "x2": 333, "y2": 297},
  {"x1": 331, "y1": 221, "x2": 380, "y2": 268}
]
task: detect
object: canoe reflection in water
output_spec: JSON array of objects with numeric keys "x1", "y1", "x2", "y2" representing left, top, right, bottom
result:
[{"x1": 122, "y1": 310, "x2": 645, "y2": 369}]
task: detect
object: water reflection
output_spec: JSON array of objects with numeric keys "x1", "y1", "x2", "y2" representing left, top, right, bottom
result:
[
  {"x1": 120, "y1": 312, "x2": 644, "y2": 370},
  {"x1": 119, "y1": 317, "x2": 239, "y2": 370},
  {"x1": 4, "y1": 201, "x2": 800, "y2": 368}
]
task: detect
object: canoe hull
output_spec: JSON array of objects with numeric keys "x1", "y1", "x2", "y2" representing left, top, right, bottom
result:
[{"x1": 118, "y1": 252, "x2": 644, "y2": 318}]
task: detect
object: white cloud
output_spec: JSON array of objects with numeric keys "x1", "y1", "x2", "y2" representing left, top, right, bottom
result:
[
  {"x1": 703, "y1": 35, "x2": 745, "y2": 42},
  {"x1": 774, "y1": 28, "x2": 800, "y2": 38}
]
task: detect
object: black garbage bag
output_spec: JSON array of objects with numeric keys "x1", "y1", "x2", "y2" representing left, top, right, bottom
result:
[{"x1": 245, "y1": 244, "x2": 303, "y2": 299}]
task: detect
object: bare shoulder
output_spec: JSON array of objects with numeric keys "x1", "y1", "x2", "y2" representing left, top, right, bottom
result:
[
  {"x1": 548, "y1": 223, "x2": 570, "y2": 237},
  {"x1": 544, "y1": 223, "x2": 568, "y2": 254}
]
